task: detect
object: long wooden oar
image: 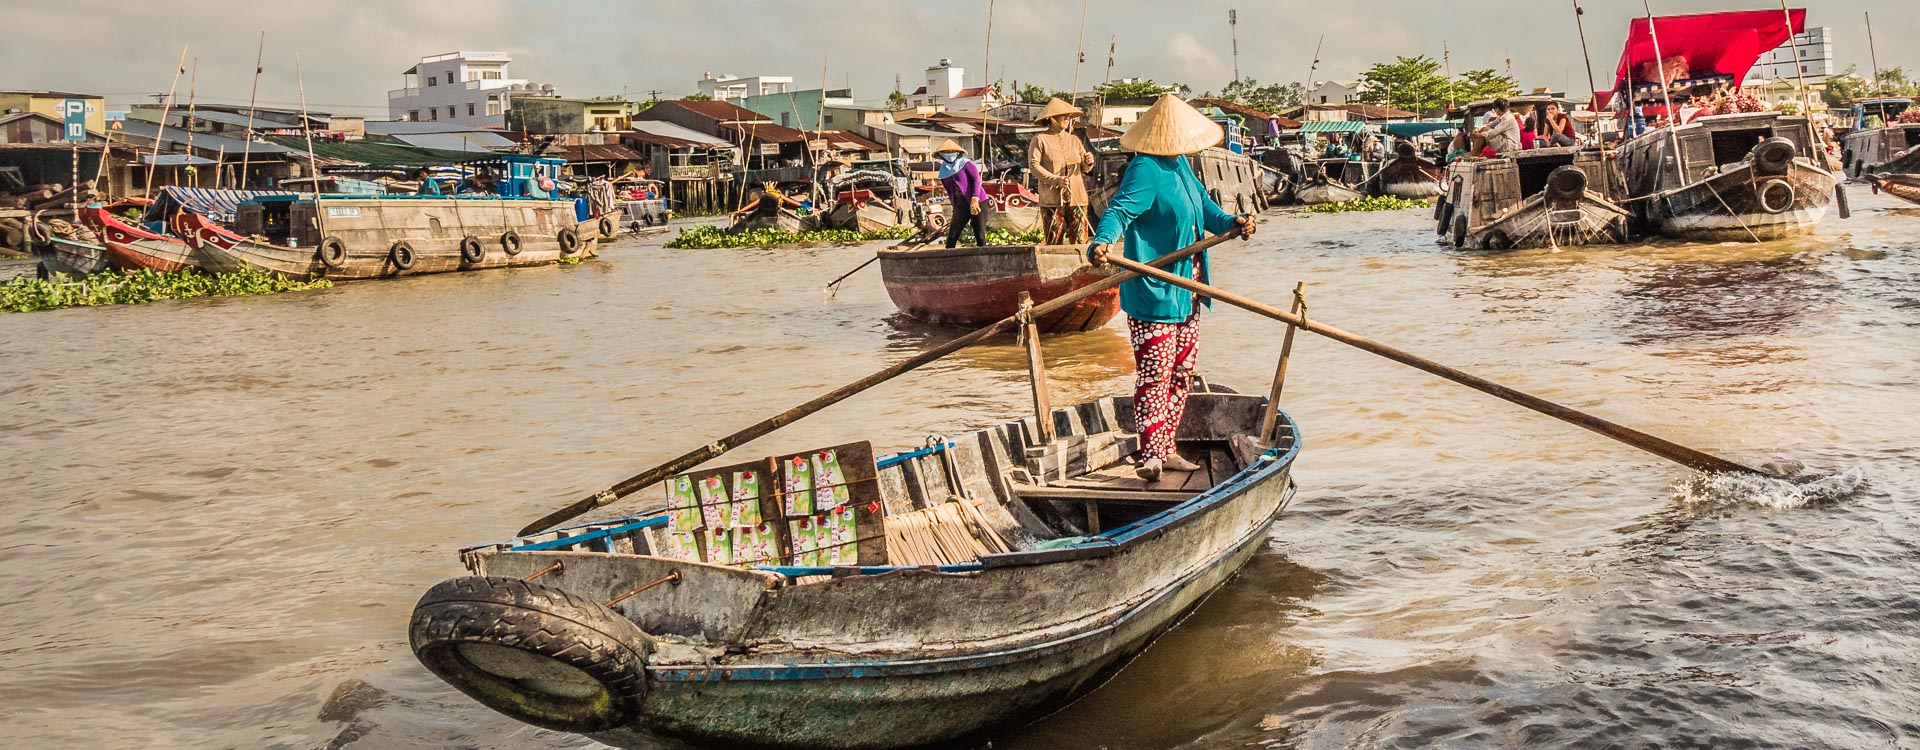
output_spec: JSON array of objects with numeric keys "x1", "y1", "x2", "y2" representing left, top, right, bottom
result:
[
  {"x1": 521, "y1": 232, "x2": 1244, "y2": 535},
  {"x1": 1104, "y1": 255, "x2": 1775, "y2": 477},
  {"x1": 824, "y1": 254, "x2": 879, "y2": 296}
]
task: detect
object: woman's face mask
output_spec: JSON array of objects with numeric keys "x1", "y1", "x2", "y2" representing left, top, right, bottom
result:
[{"x1": 940, "y1": 152, "x2": 960, "y2": 163}]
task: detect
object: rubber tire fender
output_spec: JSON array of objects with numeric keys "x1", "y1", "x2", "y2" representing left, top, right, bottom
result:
[
  {"x1": 389, "y1": 240, "x2": 416, "y2": 271},
  {"x1": 1749, "y1": 137, "x2": 1797, "y2": 176},
  {"x1": 597, "y1": 215, "x2": 617, "y2": 238},
  {"x1": 459, "y1": 235, "x2": 486, "y2": 265},
  {"x1": 409, "y1": 576, "x2": 653, "y2": 733},
  {"x1": 557, "y1": 227, "x2": 581, "y2": 255},
  {"x1": 1756, "y1": 179, "x2": 1796, "y2": 214},
  {"x1": 1484, "y1": 230, "x2": 1512, "y2": 251},
  {"x1": 317, "y1": 236, "x2": 348, "y2": 269},
  {"x1": 1543, "y1": 165, "x2": 1588, "y2": 202},
  {"x1": 1451, "y1": 214, "x2": 1468, "y2": 248},
  {"x1": 500, "y1": 229, "x2": 523, "y2": 257},
  {"x1": 1835, "y1": 183, "x2": 1851, "y2": 219}
]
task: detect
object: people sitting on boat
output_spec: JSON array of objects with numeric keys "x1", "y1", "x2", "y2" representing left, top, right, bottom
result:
[
  {"x1": 1519, "y1": 115, "x2": 1537, "y2": 150},
  {"x1": 1083, "y1": 95, "x2": 1257, "y2": 482},
  {"x1": 1472, "y1": 98, "x2": 1521, "y2": 156},
  {"x1": 731, "y1": 181, "x2": 805, "y2": 219},
  {"x1": 463, "y1": 168, "x2": 499, "y2": 195},
  {"x1": 1541, "y1": 103, "x2": 1578, "y2": 147},
  {"x1": 1445, "y1": 131, "x2": 1470, "y2": 164},
  {"x1": 1321, "y1": 134, "x2": 1353, "y2": 159},
  {"x1": 412, "y1": 168, "x2": 442, "y2": 196},
  {"x1": 935, "y1": 139, "x2": 989, "y2": 248}
]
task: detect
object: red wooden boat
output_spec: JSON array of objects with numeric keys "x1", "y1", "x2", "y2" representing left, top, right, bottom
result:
[
  {"x1": 82, "y1": 206, "x2": 199, "y2": 272},
  {"x1": 875, "y1": 244, "x2": 1120, "y2": 333},
  {"x1": 1870, "y1": 173, "x2": 1920, "y2": 207}
]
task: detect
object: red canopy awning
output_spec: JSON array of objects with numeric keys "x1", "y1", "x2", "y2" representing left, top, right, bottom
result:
[{"x1": 1612, "y1": 9, "x2": 1805, "y2": 93}]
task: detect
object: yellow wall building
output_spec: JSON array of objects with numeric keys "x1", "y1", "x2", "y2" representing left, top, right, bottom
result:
[{"x1": 0, "y1": 90, "x2": 106, "y2": 134}]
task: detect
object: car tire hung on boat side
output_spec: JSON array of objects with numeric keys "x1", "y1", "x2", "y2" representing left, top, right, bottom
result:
[{"x1": 409, "y1": 393, "x2": 1302, "y2": 749}]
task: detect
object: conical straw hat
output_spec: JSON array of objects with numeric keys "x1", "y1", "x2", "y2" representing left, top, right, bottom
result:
[
  {"x1": 933, "y1": 139, "x2": 966, "y2": 154},
  {"x1": 1039, "y1": 97, "x2": 1083, "y2": 122},
  {"x1": 1118, "y1": 94, "x2": 1224, "y2": 156}
]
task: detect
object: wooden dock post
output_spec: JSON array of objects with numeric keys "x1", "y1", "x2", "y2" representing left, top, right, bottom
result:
[{"x1": 1018, "y1": 292, "x2": 1057, "y2": 446}]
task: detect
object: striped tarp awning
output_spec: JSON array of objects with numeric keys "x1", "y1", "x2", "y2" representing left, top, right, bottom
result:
[
  {"x1": 1292, "y1": 120, "x2": 1373, "y2": 134},
  {"x1": 144, "y1": 186, "x2": 295, "y2": 224}
]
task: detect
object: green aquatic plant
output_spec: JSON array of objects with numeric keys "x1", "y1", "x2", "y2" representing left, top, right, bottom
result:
[
  {"x1": 1305, "y1": 195, "x2": 1435, "y2": 214},
  {"x1": 0, "y1": 267, "x2": 332, "y2": 313}
]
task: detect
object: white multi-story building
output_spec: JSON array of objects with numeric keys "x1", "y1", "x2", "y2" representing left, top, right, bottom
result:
[
  {"x1": 1752, "y1": 26, "x2": 1835, "y2": 83},
  {"x1": 696, "y1": 73, "x2": 794, "y2": 102},
  {"x1": 906, "y1": 59, "x2": 1001, "y2": 112},
  {"x1": 1307, "y1": 80, "x2": 1363, "y2": 105},
  {"x1": 388, "y1": 51, "x2": 557, "y2": 127}
]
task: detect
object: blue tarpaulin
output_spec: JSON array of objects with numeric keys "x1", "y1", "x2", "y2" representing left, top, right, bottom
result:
[
  {"x1": 1381, "y1": 121, "x2": 1460, "y2": 137},
  {"x1": 143, "y1": 187, "x2": 295, "y2": 224}
]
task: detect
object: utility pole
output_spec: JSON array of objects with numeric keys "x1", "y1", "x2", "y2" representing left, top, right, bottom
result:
[{"x1": 1229, "y1": 9, "x2": 1240, "y2": 83}]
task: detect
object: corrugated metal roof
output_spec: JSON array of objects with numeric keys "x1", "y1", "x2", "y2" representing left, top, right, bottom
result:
[
  {"x1": 719, "y1": 121, "x2": 808, "y2": 143},
  {"x1": 546, "y1": 143, "x2": 646, "y2": 162},
  {"x1": 262, "y1": 136, "x2": 480, "y2": 168},
  {"x1": 391, "y1": 131, "x2": 517, "y2": 152},
  {"x1": 626, "y1": 120, "x2": 731, "y2": 147},
  {"x1": 117, "y1": 118, "x2": 299, "y2": 156},
  {"x1": 364, "y1": 121, "x2": 510, "y2": 135}
]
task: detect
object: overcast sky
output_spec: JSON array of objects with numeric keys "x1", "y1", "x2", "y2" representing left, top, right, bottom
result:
[{"x1": 5, "y1": 0, "x2": 1915, "y2": 116}]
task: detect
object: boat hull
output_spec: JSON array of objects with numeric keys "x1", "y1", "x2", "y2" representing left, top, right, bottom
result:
[
  {"x1": 1871, "y1": 173, "x2": 1920, "y2": 206},
  {"x1": 1462, "y1": 192, "x2": 1633, "y2": 250},
  {"x1": 1647, "y1": 160, "x2": 1835, "y2": 242},
  {"x1": 1295, "y1": 180, "x2": 1362, "y2": 205},
  {"x1": 31, "y1": 219, "x2": 110, "y2": 278},
  {"x1": 181, "y1": 212, "x2": 601, "y2": 280},
  {"x1": 86, "y1": 208, "x2": 198, "y2": 272},
  {"x1": 876, "y1": 244, "x2": 1120, "y2": 333},
  {"x1": 1375, "y1": 157, "x2": 1444, "y2": 199}
]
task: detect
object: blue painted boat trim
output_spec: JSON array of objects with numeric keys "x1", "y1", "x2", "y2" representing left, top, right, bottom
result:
[
  {"x1": 508, "y1": 516, "x2": 668, "y2": 552},
  {"x1": 875, "y1": 442, "x2": 953, "y2": 469},
  {"x1": 755, "y1": 562, "x2": 984, "y2": 577},
  {"x1": 648, "y1": 476, "x2": 1290, "y2": 682}
]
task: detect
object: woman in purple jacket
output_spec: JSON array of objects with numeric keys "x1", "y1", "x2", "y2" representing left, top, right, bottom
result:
[{"x1": 934, "y1": 139, "x2": 988, "y2": 248}]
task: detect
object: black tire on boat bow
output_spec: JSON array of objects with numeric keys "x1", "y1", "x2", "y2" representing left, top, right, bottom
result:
[
  {"x1": 317, "y1": 236, "x2": 348, "y2": 269},
  {"x1": 1544, "y1": 166, "x2": 1587, "y2": 202},
  {"x1": 460, "y1": 235, "x2": 486, "y2": 265},
  {"x1": 410, "y1": 576, "x2": 653, "y2": 733},
  {"x1": 557, "y1": 227, "x2": 580, "y2": 255},
  {"x1": 1750, "y1": 137, "x2": 1797, "y2": 176},
  {"x1": 501, "y1": 229, "x2": 523, "y2": 257},
  {"x1": 389, "y1": 241, "x2": 416, "y2": 271}
]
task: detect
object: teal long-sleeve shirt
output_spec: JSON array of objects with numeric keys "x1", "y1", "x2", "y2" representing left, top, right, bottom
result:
[{"x1": 1090, "y1": 154, "x2": 1239, "y2": 323}]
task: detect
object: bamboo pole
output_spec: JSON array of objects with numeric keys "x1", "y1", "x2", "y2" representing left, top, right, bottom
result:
[
  {"x1": 295, "y1": 52, "x2": 327, "y2": 239},
  {"x1": 1641, "y1": 1, "x2": 1688, "y2": 190},
  {"x1": 1572, "y1": 2, "x2": 1599, "y2": 107},
  {"x1": 145, "y1": 46, "x2": 189, "y2": 199},
  {"x1": 241, "y1": 31, "x2": 264, "y2": 189},
  {"x1": 1865, "y1": 12, "x2": 1883, "y2": 97},
  {"x1": 1779, "y1": 3, "x2": 1813, "y2": 116},
  {"x1": 1072, "y1": 0, "x2": 1090, "y2": 94},
  {"x1": 1103, "y1": 255, "x2": 1774, "y2": 478},
  {"x1": 518, "y1": 229, "x2": 1247, "y2": 536},
  {"x1": 1018, "y1": 292, "x2": 1057, "y2": 444}
]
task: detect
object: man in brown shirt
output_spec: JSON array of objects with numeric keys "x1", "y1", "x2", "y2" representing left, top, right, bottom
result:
[{"x1": 1028, "y1": 98, "x2": 1096, "y2": 245}]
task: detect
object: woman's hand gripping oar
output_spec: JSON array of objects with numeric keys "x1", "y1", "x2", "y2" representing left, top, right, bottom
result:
[
  {"x1": 1101, "y1": 254, "x2": 1781, "y2": 479},
  {"x1": 520, "y1": 228, "x2": 1252, "y2": 537}
]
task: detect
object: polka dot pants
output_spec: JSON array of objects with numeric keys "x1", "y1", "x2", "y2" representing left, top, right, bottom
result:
[{"x1": 1129, "y1": 313, "x2": 1199, "y2": 461}]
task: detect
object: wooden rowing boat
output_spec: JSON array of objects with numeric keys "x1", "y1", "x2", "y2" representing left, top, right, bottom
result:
[
  {"x1": 29, "y1": 216, "x2": 110, "y2": 278},
  {"x1": 876, "y1": 244, "x2": 1120, "y2": 333},
  {"x1": 410, "y1": 391, "x2": 1301, "y2": 749},
  {"x1": 1870, "y1": 173, "x2": 1920, "y2": 207},
  {"x1": 1438, "y1": 147, "x2": 1632, "y2": 250},
  {"x1": 83, "y1": 207, "x2": 199, "y2": 272}
]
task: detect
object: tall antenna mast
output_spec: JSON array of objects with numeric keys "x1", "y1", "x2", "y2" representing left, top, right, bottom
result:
[
  {"x1": 1572, "y1": 2, "x2": 1599, "y2": 107},
  {"x1": 1229, "y1": 9, "x2": 1240, "y2": 83},
  {"x1": 241, "y1": 31, "x2": 264, "y2": 189}
]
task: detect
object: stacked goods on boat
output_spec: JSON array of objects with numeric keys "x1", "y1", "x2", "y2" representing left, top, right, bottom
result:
[
  {"x1": 819, "y1": 157, "x2": 915, "y2": 232},
  {"x1": 1840, "y1": 98, "x2": 1920, "y2": 178},
  {"x1": 1435, "y1": 96, "x2": 1632, "y2": 250},
  {"x1": 876, "y1": 243, "x2": 1120, "y2": 333},
  {"x1": 410, "y1": 393, "x2": 1301, "y2": 748},
  {"x1": 1609, "y1": 8, "x2": 1840, "y2": 241}
]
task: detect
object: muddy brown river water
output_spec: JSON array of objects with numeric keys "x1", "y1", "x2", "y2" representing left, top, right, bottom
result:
[{"x1": 2, "y1": 195, "x2": 1917, "y2": 749}]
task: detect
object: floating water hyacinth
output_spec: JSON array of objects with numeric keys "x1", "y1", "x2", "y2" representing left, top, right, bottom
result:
[{"x1": 1673, "y1": 464, "x2": 1868, "y2": 511}]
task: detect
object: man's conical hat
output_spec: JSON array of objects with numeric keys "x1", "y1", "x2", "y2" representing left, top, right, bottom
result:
[
  {"x1": 1118, "y1": 94, "x2": 1224, "y2": 156},
  {"x1": 933, "y1": 139, "x2": 966, "y2": 154},
  {"x1": 1039, "y1": 97, "x2": 1084, "y2": 122}
]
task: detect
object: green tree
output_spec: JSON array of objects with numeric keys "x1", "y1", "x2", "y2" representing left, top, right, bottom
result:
[
  {"x1": 1219, "y1": 77, "x2": 1305, "y2": 112},
  {"x1": 1877, "y1": 66, "x2": 1916, "y2": 96},
  {"x1": 1358, "y1": 55, "x2": 1450, "y2": 115},
  {"x1": 1822, "y1": 66, "x2": 1870, "y2": 107},
  {"x1": 1452, "y1": 68, "x2": 1520, "y2": 105},
  {"x1": 887, "y1": 90, "x2": 909, "y2": 111},
  {"x1": 1016, "y1": 83, "x2": 1071, "y2": 105},
  {"x1": 1094, "y1": 79, "x2": 1174, "y2": 99},
  {"x1": 680, "y1": 93, "x2": 713, "y2": 101}
]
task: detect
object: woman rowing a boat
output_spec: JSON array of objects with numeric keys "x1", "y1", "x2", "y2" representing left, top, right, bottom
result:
[{"x1": 1086, "y1": 94, "x2": 1257, "y2": 481}]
